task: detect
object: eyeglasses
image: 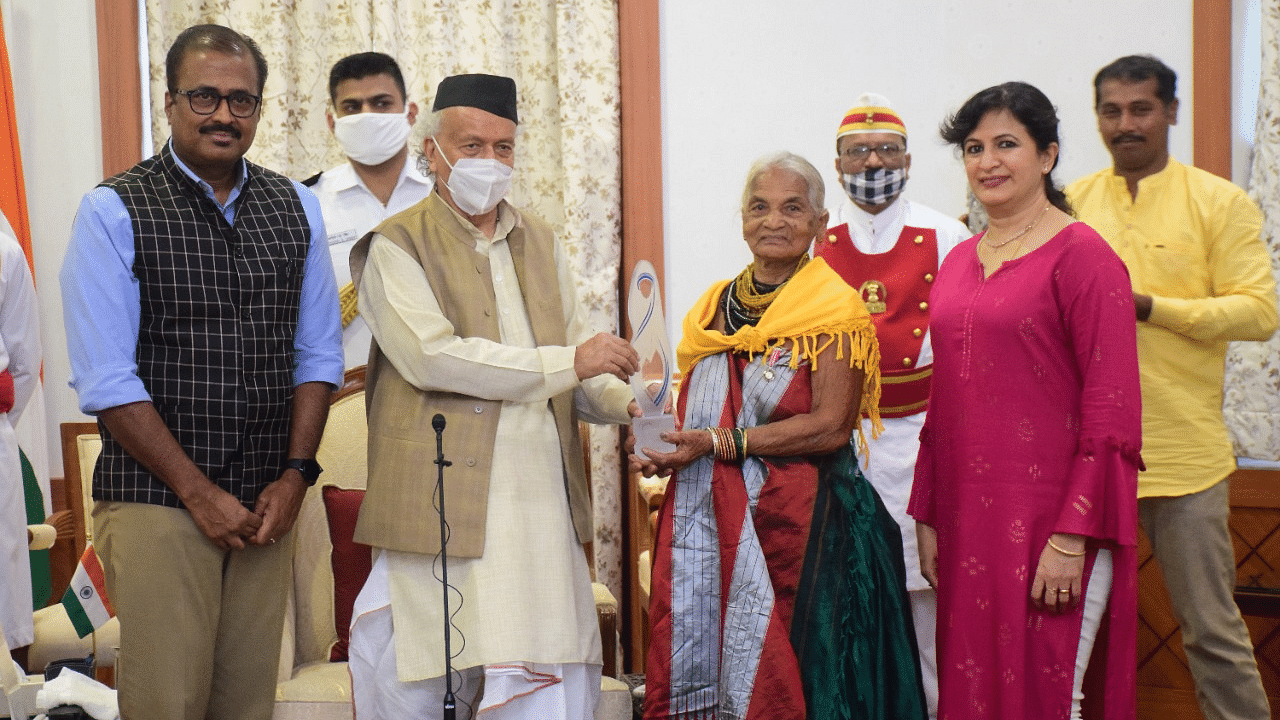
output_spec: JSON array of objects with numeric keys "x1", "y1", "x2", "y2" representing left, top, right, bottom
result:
[
  {"x1": 175, "y1": 88, "x2": 261, "y2": 118},
  {"x1": 841, "y1": 142, "x2": 906, "y2": 164}
]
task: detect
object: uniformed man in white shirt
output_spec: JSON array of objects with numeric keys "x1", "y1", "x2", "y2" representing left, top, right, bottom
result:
[
  {"x1": 304, "y1": 52, "x2": 433, "y2": 368},
  {"x1": 814, "y1": 92, "x2": 971, "y2": 720}
]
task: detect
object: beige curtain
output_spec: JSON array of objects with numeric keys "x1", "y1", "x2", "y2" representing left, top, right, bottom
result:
[
  {"x1": 1225, "y1": 0, "x2": 1280, "y2": 462},
  {"x1": 145, "y1": 1, "x2": 630, "y2": 593}
]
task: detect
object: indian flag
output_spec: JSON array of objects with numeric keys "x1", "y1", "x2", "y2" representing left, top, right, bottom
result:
[{"x1": 60, "y1": 545, "x2": 114, "y2": 639}]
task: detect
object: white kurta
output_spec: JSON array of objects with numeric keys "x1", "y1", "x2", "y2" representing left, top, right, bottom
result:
[
  {"x1": 834, "y1": 197, "x2": 969, "y2": 590},
  {"x1": 0, "y1": 224, "x2": 42, "y2": 649},
  {"x1": 310, "y1": 156, "x2": 432, "y2": 369},
  {"x1": 355, "y1": 200, "x2": 632, "y2": 682}
]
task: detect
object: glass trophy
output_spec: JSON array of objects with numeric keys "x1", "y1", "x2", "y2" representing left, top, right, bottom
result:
[{"x1": 627, "y1": 260, "x2": 677, "y2": 457}]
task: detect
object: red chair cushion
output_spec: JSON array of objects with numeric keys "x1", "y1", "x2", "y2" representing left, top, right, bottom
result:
[{"x1": 321, "y1": 486, "x2": 373, "y2": 662}]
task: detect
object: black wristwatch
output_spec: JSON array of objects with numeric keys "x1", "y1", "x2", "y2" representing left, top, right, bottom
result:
[{"x1": 282, "y1": 458, "x2": 323, "y2": 486}]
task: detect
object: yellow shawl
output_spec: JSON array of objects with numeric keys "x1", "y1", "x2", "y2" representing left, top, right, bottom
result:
[{"x1": 676, "y1": 257, "x2": 883, "y2": 445}]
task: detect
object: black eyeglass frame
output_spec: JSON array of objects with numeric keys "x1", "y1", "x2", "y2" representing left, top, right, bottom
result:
[
  {"x1": 174, "y1": 88, "x2": 262, "y2": 119},
  {"x1": 840, "y1": 142, "x2": 907, "y2": 165}
]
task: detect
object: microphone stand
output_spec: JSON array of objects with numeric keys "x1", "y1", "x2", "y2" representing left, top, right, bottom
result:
[{"x1": 432, "y1": 414, "x2": 455, "y2": 720}]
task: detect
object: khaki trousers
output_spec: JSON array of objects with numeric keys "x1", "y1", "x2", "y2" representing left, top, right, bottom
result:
[
  {"x1": 93, "y1": 501, "x2": 292, "y2": 720},
  {"x1": 1138, "y1": 480, "x2": 1272, "y2": 720}
]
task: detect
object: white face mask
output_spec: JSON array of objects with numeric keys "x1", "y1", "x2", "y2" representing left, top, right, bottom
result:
[
  {"x1": 333, "y1": 108, "x2": 412, "y2": 166},
  {"x1": 432, "y1": 136, "x2": 513, "y2": 216}
]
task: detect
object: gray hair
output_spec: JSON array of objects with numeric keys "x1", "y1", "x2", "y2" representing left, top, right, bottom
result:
[
  {"x1": 415, "y1": 109, "x2": 445, "y2": 178},
  {"x1": 741, "y1": 151, "x2": 825, "y2": 215},
  {"x1": 419, "y1": 108, "x2": 445, "y2": 140},
  {"x1": 414, "y1": 108, "x2": 521, "y2": 179}
]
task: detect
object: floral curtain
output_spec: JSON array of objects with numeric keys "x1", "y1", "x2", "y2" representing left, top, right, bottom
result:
[
  {"x1": 145, "y1": 0, "x2": 630, "y2": 592},
  {"x1": 1225, "y1": 0, "x2": 1280, "y2": 462}
]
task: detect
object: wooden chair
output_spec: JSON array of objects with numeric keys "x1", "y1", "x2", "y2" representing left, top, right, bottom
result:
[
  {"x1": 46, "y1": 422, "x2": 99, "y2": 606},
  {"x1": 25, "y1": 423, "x2": 117, "y2": 677}
]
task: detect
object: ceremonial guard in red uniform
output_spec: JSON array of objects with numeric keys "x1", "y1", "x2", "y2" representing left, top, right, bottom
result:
[{"x1": 814, "y1": 93, "x2": 970, "y2": 720}]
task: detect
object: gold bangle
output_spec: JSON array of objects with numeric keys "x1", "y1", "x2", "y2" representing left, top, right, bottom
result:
[
  {"x1": 739, "y1": 428, "x2": 748, "y2": 458},
  {"x1": 715, "y1": 427, "x2": 735, "y2": 462},
  {"x1": 706, "y1": 428, "x2": 719, "y2": 458},
  {"x1": 1047, "y1": 537, "x2": 1086, "y2": 557}
]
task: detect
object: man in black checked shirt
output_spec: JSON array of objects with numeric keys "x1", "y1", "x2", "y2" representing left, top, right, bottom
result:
[{"x1": 61, "y1": 23, "x2": 343, "y2": 720}]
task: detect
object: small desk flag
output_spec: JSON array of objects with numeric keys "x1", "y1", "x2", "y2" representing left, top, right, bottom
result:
[{"x1": 60, "y1": 544, "x2": 114, "y2": 638}]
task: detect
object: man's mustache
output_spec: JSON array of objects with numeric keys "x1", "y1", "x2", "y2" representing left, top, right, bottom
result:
[
  {"x1": 200, "y1": 124, "x2": 241, "y2": 138},
  {"x1": 1111, "y1": 133, "x2": 1144, "y2": 145}
]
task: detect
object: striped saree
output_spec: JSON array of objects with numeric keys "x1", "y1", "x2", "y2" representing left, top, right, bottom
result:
[{"x1": 645, "y1": 259, "x2": 927, "y2": 720}]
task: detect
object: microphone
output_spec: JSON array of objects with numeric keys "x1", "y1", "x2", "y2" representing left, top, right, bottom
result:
[{"x1": 432, "y1": 412, "x2": 455, "y2": 719}]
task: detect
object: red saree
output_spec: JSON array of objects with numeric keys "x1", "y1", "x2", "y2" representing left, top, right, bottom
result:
[{"x1": 646, "y1": 259, "x2": 925, "y2": 720}]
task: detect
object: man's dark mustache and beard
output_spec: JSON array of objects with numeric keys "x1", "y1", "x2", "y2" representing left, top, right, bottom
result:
[
  {"x1": 1111, "y1": 133, "x2": 1144, "y2": 146},
  {"x1": 200, "y1": 123, "x2": 241, "y2": 138}
]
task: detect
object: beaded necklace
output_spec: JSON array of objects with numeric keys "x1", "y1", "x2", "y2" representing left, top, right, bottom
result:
[{"x1": 722, "y1": 256, "x2": 809, "y2": 334}]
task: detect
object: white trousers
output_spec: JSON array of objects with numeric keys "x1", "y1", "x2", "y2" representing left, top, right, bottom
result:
[
  {"x1": 909, "y1": 588, "x2": 938, "y2": 720},
  {"x1": 1071, "y1": 548, "x2": 1113, "y2": 719},
  {"x1": 349, "y1": 598, "x2": 601, "y2": 720}
]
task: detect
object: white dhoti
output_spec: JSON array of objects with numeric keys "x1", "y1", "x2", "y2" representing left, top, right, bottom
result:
[{"x1": 349, "y1": 401, "x2": 602, "y2": 719}]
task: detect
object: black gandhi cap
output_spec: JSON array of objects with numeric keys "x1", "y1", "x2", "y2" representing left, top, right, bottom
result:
[{"x1": 431, "y1": 73, "x2": 519, "y2": 124}]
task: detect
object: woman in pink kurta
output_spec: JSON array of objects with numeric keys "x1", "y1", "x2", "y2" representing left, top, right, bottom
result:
[{"x1": 908, "y1": 82, "x2": 1142, "y2": 720}]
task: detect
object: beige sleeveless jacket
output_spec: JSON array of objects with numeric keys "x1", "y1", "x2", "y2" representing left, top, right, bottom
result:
[{"x1": 349, "y1": 194, "x2": 589, "y2": 557}]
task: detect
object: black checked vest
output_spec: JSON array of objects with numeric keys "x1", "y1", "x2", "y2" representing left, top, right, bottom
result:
[{"x1": 94, "y1": 144, "x2": 310, "y2": 509}]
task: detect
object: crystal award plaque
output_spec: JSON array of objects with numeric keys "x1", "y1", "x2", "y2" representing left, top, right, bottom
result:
[{"x1": 627, "y1": 260, "x2": 677, "y2": 457}]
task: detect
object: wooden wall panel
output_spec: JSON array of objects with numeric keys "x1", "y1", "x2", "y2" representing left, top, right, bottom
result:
[
  {"x1": 1136, "y1": 468, "x2": 1280, "y2": 719},
  {"x1": 618, "y1": 0, "x2": 664, "y2": 673},
  {"x1": 1192, "y1": 0, "x2": 1232, "y2": 179},
  {"x1": 96, "y1": 0, "x2": 143, "y2": 178}
]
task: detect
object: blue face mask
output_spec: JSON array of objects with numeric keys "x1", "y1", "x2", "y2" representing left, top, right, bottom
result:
[{"x1": 842, "y1": 167, "x2": 906, "y2": 207}]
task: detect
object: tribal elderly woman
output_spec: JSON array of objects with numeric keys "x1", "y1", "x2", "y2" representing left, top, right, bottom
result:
[{"x1": 635, "y1": 152, "x2": 927, "y2": 720}]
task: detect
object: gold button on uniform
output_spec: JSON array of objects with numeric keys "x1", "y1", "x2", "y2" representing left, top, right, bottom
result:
[
  {"x1": 913, "y1": 328, "x2": 923, "y2": 337},
  {"x1": 924, "y1": 273, "x2": 934, "y2": 282},
  {"x1": 902, "y1": 357, "x2": 913, "y2": 367},
  {"x1": 913, "y1": 235, "x2": 924, "y2": 244},
  {"x1": 827, "y1": 233, "x2": 837, "y2": 243},
  {"x1": 919, "y1": 301, "x2": 929, "y2": 310}
]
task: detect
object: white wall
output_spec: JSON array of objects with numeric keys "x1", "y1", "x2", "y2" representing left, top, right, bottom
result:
[
  {"x1": 3, "y1": 0, "x2": 102, "y2": 476},
  {"x1": 660, "y1": 0, "x2": 1196, "y2": 337}
]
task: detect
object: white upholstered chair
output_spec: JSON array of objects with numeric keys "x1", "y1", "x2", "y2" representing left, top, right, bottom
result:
[{"x1": 2, "y1": 625, "x2": 41, "y2": 720}]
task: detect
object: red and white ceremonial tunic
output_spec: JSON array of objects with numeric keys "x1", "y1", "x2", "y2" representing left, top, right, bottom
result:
[{"x1": 816, "y1": 197, "x2": 969, "y2": 589}]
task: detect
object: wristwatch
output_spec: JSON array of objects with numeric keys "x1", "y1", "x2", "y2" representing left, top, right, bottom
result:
[{"x1": 282, "y1": 458, "x2": 323, "y2": 486}]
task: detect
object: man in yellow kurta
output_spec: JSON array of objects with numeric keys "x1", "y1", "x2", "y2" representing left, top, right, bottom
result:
[
  {"x1": 1067, "y1": 54, "x2": 1278, "y2": 720},
  {"x1": 345, "y1": 73, "x2": 639, "y2": 720}
]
